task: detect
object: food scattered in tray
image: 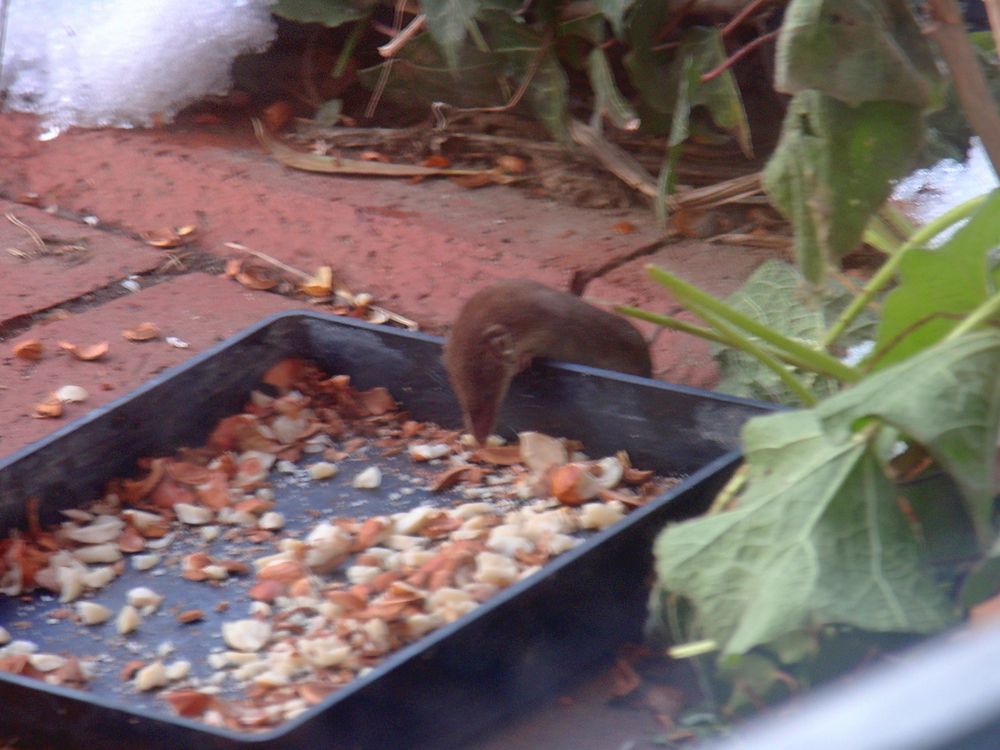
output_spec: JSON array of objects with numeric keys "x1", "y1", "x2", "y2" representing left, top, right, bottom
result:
[{"x1": 0, "y1": 358, "x2": 676, "y2": 731}]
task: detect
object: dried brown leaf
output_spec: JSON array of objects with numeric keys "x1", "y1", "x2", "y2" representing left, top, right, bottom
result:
[
  {"x1": 59, "y1": 340, "x2": 109, "y2": 361},
  {"x1": 13, "y1": 339, "x2": 43, "y2": 360},
  {"x1": 300, "y1": 265, "x2": 333, "y2": 297},
  {"x1": 122, "y1": 322, "x2": 161, "y2": 342},
  {"x1": 496, "y1": 155, "x2": 527, "y2": 174}
]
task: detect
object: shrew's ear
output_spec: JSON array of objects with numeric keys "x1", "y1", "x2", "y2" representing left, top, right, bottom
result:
[{"x1": 483, "y1": 324, "x2": 516, "y2": 364}]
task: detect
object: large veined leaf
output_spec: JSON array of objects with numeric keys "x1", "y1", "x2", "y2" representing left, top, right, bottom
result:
[
  {"x1": 357, "y1": 34, "x2": 502, "y2": 109},
  {"x1": 655, "y1": 332, "x2": 1000, "y2": 655},
  {"x1": 655, "y1": 409, "x2": 953, "y2": 655},
  {"x1": 776, "y1": 0, "x2": 943, "y2": 107},
  {"x1": 818, "y1": 330, "x2": 1000, "y2": 546},
  {"x1": 422, "y1": 0, "x2": 483, "y2": 68},
  {"x1": 714, "y1": 260, "x2": 876, "y2": 404},
  {"x1": 479, "y1": 11, "x2": 570, "y2": 141},
  {"x1": 763, "y1": 91, "x2": 923, "y2": 282},
  {"x1": 624, "y1": 19, "x2": 750, "y2": 154},
  {"x1": 873, "y1": 190, "x2": 1000, "y2": 369}
]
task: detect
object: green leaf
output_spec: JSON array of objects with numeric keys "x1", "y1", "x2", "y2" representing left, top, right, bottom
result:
[
  {"x1": 272, "y1": 0, "x2": 372, "y2": 26},
  {"x1": 656, "y1": 333, "x2": 1000, "y2": 655},
  {"x1": 357, "y1": 34, "x2": 501, "y2": 109},
  {"x1": 872, "y1": 190, "x2": 1000, "y2": 369},
  {"x1": 480, "y1": 11, "x2": 570, "y2": 141},
  {"x1": 719, "y1": 653, "x2": 788, "y2": 713},
  {"x1": 762, "y1": 91, "x2": 923, "y2": 282},
  {"x1": 775, "y1": 0, "x2": 944, "y2": 107},
  {"x1": 423, "y1": 0, "x2": 483, "y2": 67},
  {"x1": 714, "y1": 260, "x2": 876, "y2": 404},
  {"x1": 588, "y1": 48, "x2": 640, "y2": 131},
  {"x1": 655, "y1": 407, "x2": 953, "y2": 656},
  {"x1": 817, "y1": 330, "x2": 1000, "y2": 547},
  {"x1": 594, "y1": 0, "x2": 636, "y2": 38},
  {"x1": 625, "y1": 25, "x2": 751, "y2": 153},
  {"x1": 655, "y1": 55, "x2": 697, "y2": 226}
]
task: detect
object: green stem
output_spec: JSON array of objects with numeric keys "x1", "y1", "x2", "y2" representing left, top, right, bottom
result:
[
  {"x1": 617, "y1": 306, "x2": 733, "y2": 347},
  {"x1": 863, "y1": 215, "x2": 902, "y2": 255},
  {"x1": 619, "y1": 305, "x2": 846, "y2": 378},
  {"x1": 945, "y1": 287, "x2": 1000, "y2": 340},
  {"x1": 334, "y1": 14, "x2": 370, "y2": 78},
  {"x1": 822, "y1": 194, "x2": 990, "y2": 349},
  {"x1": 647, "y1": 265, "x2": 860, "y2": 384},
  {"x1": 698, "y1": 309, "x2": 817, "y2": 405},
  {"x1": 881, "y1": 203, "x2": 917, "y2": 239}
]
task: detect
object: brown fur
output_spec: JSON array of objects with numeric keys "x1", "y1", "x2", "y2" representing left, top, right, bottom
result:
[{"x1": 443, "y1": 279, "x2": 652, "y2": 443}]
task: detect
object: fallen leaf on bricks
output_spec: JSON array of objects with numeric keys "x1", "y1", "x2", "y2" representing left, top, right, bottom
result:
[
  {"x1": 301, "y1": 266, "x2": 333, "y2": 297},
  {"x1": 235, "y1": 261, "x2": 280, "y2": 291},
  {"x1": 33, "y1": 396, "x2": 63, "y2": 419},
  {"x1": 122, "y1": 323, "x2": 161, "y2": 342},
  {"x1": 13, "y1": 340, "x2": 43, "y2": 360},
  {"x1": 59, "y1": 341, "x2": 109, "y2": 361}
]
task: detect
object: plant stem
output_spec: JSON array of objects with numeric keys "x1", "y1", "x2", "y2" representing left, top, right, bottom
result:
[
  {"x1": 698, "y1": 309, "x2": 818, "y2": 405},
  {"x1": 927, "y1": 0, "x2": 1000, "y2": 173},
  {"x1": 945, "y1": 287, "x2": 1000, "y2": 339},
  {"x1": 647, "y1": 265, "x2": 860, "y2": 384},
  {"x1": 619, "y1": 305, "x2": 848, "y2": 377},
  {"x1": 617, "y1": 306, "x2": 733, "y2": 347},
  {"x1": 821, "y1": 194, "x2": 990, "y2": 349}
]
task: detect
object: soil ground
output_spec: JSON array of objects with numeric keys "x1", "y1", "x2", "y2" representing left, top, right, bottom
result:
[{"x1": 0, "y1": 108, "x2": 780, "y2": 749}]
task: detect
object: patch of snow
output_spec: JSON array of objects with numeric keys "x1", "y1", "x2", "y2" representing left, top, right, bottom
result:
[
  {"x1": 0, "y1": 0, "x2": 276, "y2": 134},
  {"x1": 893, "y1": 138, "x2": 999, "y2": 228}
]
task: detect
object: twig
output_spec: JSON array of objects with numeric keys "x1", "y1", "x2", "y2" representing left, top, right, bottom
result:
[
  {"x1": 569, "y1": 119, "x2": 659, "y2": 199},
  {"x1": 224, "y1": 242, "x2": 419, "y2": 330},
  {"x1": 570, "y1": 237, "x2": 672, "y2": 295},
  {"x1": 5, "y1": 213, "x2": 47, "y2": 256},
  {"x1": 721, "y1": 0, "x2": 781, "y2": 36},
  {"x1": 225, "y1": 242, "x2": 312, "y2": 281},
  {"x1": 926, "y1": 0, "x2": 1000, "y2": 173},
  {"x1": 365, "y1": 0, "x2": 409, "y2": 118},
  {"x1": 701, "y1": 29, "x2": 779, "y2": 83},
  {"x1": 378, "y1": 13, "x2": 425, "y2": 57},
  {"x1": 439, "y1": 34, "x2": 552, "y2": 120}
]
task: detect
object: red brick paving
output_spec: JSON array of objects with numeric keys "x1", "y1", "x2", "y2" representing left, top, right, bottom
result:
[
  {"x1": 1, "y1": 273, "x2": 302, "y2": 454},
  {"x1": 0, "y1": 112, "x2": 776, "y2": 455},
  {"x1": 0, "y1": 200, "x2": 163, "y2": 324}
]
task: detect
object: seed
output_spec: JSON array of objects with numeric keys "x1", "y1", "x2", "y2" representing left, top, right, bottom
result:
[
  {"x1": 222, "y1": 619, "x2": 272, "y2": 652},
  {"x1": 578, "y1": 500, "x2": 625, "y2": 530},
  {"x1": 74, "y1": 543, "x2": 122, "y2": 564},
  {"x1": 308, "y1": 461, "x2": 338, "y2": 480},
  {"x1": 127, "y1": 587, "x2": 163, "y2": 611},
  {"x1": 76, "y1": 601, "x2": 112, "y2": 625},
  {"x1": 116, "y1": 605, "x2": 141, "y2": 635},
  {"x1": 132, "y1": 554, "x2": 161, "y2": 571},
  {"x1": 352, "y1": 466, "x2": 382, "y2": 489},
  {"x1": 174, "y1": 503, "x2": 214, "y2": 525},
  {"x1": 135, "y1": 661, "x2": 169, "y2": 691},
  {"x1": 259, "y1": 511, "x2": 285, "y2": 531},
  {"x1": 29, "y1": 654, "x2": 66, "y2": 672}
]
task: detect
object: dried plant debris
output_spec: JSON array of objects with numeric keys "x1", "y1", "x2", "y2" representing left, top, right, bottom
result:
[{"x1": 0, "y1": 358, "x2": 675, "y2": 731}]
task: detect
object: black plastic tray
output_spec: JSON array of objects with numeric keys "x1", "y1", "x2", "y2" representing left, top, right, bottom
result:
[{"x1": 0, "y1": 311, "x2": 770, "y2": 749}]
